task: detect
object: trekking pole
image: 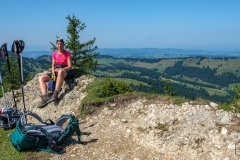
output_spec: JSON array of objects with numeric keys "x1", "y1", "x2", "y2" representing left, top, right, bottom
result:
[
  {"x1": 11, "y1": 40, "x2": 26, "y2": 113},
  {"x1": 1, "y1": 43, "x2": 17, "y2": 109},
  {"x1": 0, "y1": 47, "x2": 8, "y2": 108}
]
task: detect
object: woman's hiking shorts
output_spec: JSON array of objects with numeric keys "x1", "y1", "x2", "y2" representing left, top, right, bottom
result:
[{"x1": 46, "y1": 70, "x2": 73, "y2": 80}]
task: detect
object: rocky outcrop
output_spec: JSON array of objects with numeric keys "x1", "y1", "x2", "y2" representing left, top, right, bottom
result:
[
  {"x1": 1, "y1": 71, "x2": 94, "y2": 121},
  {"x1": 1, "y1": 73, "x2": 240, "y2": 159}
]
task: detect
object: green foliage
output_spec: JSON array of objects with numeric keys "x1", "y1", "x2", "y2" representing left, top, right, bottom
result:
[
  {"x1": 232, "y1": 85, "x2": 240, "y2": 103},
  {"x1": 0, "y1": 55, "x2": 20, "y2": 93},
  {"x1": 95, "y1": 56, "x2": 239, "y2": 103},
  {"x1": 65, "y1": 14, "x2": 99, "y2": 72},
  {"x1": 225, "y1": 85, "x2": 240, "y2": 112},
  {"x1": 49, "y1": 15, "x2": 99, "y2": 73},
  {"x1": 80, "y1": 77, "x2": 134, "y2": 114},
  {"x1": 155, "y1": 123, "x2": 169, "y2": 131},
  {"x1": 219, "y1": 103, "x2": 233, "y2": 112},
  {"x1": 163, "y1": 75, "x2": 175, "y2": 96},
  {"x1": 99, "y1": 77, "x2": 134, "y2": 98},
  {"x1": 80, "y1": 104, "x2": 91, "y2": 116},
  {"x1": 172, "y1": 96, "x2": 187, "y2": 105}
]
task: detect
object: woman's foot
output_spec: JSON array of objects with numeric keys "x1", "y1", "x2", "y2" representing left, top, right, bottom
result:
[
  {"x1": 37, "y1": 94, "x2": 49, "y2": 108},
  {"x1": 47, "y1": 90, "x2": 59, "y2": 103}
]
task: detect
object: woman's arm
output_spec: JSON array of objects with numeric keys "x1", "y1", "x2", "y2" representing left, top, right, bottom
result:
[
  {"x1": 63, "y1": 58, "x2": 72, "y2": 70},
  {"x1": 52, "y1": 58, "x2": 56, "y2": 74}
]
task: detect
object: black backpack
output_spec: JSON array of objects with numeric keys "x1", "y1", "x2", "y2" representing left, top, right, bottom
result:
[
  {"x1": 10, "y1": 112, "x2": 81, "y2": 154},
  {"x1": 0, "y1": 107, "x2": 22, "y2": 129}
]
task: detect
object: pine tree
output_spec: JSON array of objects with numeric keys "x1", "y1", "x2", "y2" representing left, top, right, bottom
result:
[
  {"x1": 65, "y1": 15, "x2": 99, "y2": 72},
  {"x1": 50, "y1": 15, "x2": 99, "y2": 73},
  {"x1": 163, "y1": 75, "x2": 175, "y2": 96}
]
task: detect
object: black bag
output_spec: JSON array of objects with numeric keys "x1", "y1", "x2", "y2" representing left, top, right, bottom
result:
[{"x1": 0, "y1": 107, "x2": 22, "y2": 129}]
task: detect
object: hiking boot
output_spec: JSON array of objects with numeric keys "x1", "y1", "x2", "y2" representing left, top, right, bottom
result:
[
  {"x1": 47, "y1": 90, "x2": 59, "y2": 103},
  {"x1": 37, "y1": 94, "x2": 49, "y2": 108}
]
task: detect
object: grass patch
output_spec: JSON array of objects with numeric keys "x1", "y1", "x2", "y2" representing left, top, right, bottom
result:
[
  {"x1": 163, "y1": 95, "x2": 188, "y2": 105},
  {"x1": 172, "y1": 96, "x2": 188, "y2": 105},
  {"x1": 79, "y1": 77, "x2": 135, "y2": 115},
  {"x1": 0, "y1": 128, "x2": 30, "y2": 160},
  {"x1": 155, "y1": 123, "x2": 169, "y2": 131},
  {"x1": 115, "y1": 78, "x2": 150, "y2": 86},
  {"x1": 220, "y1": 103, "x2": 232, "y2": 111}
]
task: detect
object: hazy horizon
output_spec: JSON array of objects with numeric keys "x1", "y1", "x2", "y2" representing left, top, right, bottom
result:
[
  {"x1": 1, "y1": 0, "x2": 240, "y2": 52},
  {"x1": 24, "y1": 46, "x2": 240, "y2": 52}
]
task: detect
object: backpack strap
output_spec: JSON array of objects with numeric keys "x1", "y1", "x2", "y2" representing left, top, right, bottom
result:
[
  {"x1": 43, "y1": 119, "x2": 55, "y2": 125},
  {"x1": 20, "y1": 112, "x2": 43, "y2": 126},
  {"x1": 55, "y1": 114, "x2": 81, "y2": 144},
  {"x1": 73, "y1": 117, "x2": 81, "y2": 143},
  {"x1": 20, "y1": 112, "x2": 54, "y2": 127},
  {"x1": 35, "y1": 127, "x2": 63, "y2": 154}
]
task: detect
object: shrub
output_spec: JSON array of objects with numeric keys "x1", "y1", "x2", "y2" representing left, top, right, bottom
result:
[{"x1": 99, "y1": 77, "x2": 134, "y2": 98}]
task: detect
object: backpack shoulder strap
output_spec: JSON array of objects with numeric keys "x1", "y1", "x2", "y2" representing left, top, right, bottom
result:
[
  {"x1": 35, "y1": 127, "x2": 63, "y2": 154},
  {"x1": 56, "y1": 114, "x2": 81, "y2": 143},
  {"x1": 20, "y1": 112, "x2": 43, "y2": 126}
]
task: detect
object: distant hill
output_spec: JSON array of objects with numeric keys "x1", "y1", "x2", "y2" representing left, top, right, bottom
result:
[
  {"x1": 2, "y1": 49, "x2": 239, "y2": 103},
  {"x1": 0, "y1": 54, "x2": 51, "y2": 81},
  {"x1": 21, "y1": 48, "x2": 240, "y2": 59},
  {"x1": 94, "y1": 55, "x2": 240, "y2": 103},
  {"x1": 23, "y1": 51, "x2": 52, "y2": 59},
  {"x1": 96, "y1": 48, "x2": 240, "y2": 59}
]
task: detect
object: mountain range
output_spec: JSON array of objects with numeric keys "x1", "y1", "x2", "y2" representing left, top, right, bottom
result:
[
  {"x1": 1, "y1": 48, "x2": 240, "y2": 103},
  {"x1": 22, "y1": 48, "x2": 240, "y2": 59}
]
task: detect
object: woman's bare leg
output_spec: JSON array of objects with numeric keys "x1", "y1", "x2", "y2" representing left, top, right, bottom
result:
[
  {"x1": 55, "y1": 69, "x2": 67, "y2": 90},
  {"x1": 38, "y1": 74, "x2": 51, "y2": 94},
  {"x1": 37, "y1": 74, "x2": 51, "y2": 108},
  {"x1": 48, "y1": 69, "x2": 67, "y2": 102}
]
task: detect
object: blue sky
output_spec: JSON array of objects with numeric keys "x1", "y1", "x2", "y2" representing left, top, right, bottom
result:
[{"x1": 1, "y1": 0, "x2": 240, "y2": 51}]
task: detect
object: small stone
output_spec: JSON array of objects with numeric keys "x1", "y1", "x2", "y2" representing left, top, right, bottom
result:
[
  {"x1": 221, "y1": 127, "x2": 227, "y2": 134},
  {"x1": 121, "y1": 119, "x2": 128, "y2": 123},
  {"x1": 210, "y1": 102, "x2": 218, "y2": 108}
]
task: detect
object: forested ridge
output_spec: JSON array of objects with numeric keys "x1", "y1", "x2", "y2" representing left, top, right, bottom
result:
[
  {"x1": 165, "y1": 61, "x2": 239, "y2": 87},
  {"x1": 0, "y1": 54, "x2": 239, "y2": 103},
  {"x1": 95, "y1": 55, "x2": 240, "y2": 103}
]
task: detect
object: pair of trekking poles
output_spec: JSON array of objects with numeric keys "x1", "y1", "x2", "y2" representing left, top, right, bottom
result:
[{"x1": 0, "y1": 40, "x2": 26, "y2": 129}]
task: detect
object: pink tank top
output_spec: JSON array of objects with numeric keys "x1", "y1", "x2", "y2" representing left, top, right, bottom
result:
[{"x1": 52, "y1": 51, "x2": 71, "y2": 65}]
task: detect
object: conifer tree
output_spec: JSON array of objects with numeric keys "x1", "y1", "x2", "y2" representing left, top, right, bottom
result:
[
  {"x1": 51, "y1": 15, "x2": 99, "y2": 73},
  {"x1": 163, "y1": 75, "x2": 175, "y2": 96},
  {"x1": 66, "y1": 14, "x2": 99, "y2": 72}
]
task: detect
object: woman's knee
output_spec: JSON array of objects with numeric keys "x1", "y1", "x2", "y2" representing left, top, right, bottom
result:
[
  {"x1": 39, "y1": 75, "x2": 49, "y2": 83},
  {"x1": 38, "y1": 75, "x2": 44, "y2": 83},
  {"x1": 57, "y1": 70, "x2": 67, "y2": 78}
]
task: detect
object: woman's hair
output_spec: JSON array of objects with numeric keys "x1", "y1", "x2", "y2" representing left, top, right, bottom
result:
[{"x1": 56, "y1": 38, "x2": 64, "y2": 45}]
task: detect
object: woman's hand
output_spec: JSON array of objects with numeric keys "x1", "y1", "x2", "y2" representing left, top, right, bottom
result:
[{"x1": 55, "y1": 68, "x2": 64, "y2": 72}]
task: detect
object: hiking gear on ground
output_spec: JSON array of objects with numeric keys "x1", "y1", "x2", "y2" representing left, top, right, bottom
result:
[
  {"x1": 0, "y1": 44, "x2": 22, "y2": 129},
  {"x1": 47, "y1": 90, "x2": 59, "y2": 103},
  {"x1": 11, "y1": 40, "x2": 26, "y2": 113},
  {"x1": 37, "y1": 94, "x2": 49, "y2": 108},
  {"x1": 0, "y1": 107, "x2": 21, "y2": 129},
  {"x1": 1, "y1": 43, "x2": 17, "y2": 108},
  {"x1": 48, "y1": 75, "x2": 56, "y2": 91},
  {"x1": 0, "y1": 47, "x2": 8, "y2": 108},
  {"x1": 10, "y1": 112, "x2": 81, "y2": 154}
]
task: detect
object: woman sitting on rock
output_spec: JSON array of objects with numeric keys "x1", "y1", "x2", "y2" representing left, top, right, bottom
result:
[{"x1": 37, "y1": 38, "x2": 73, "y2": 108}]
